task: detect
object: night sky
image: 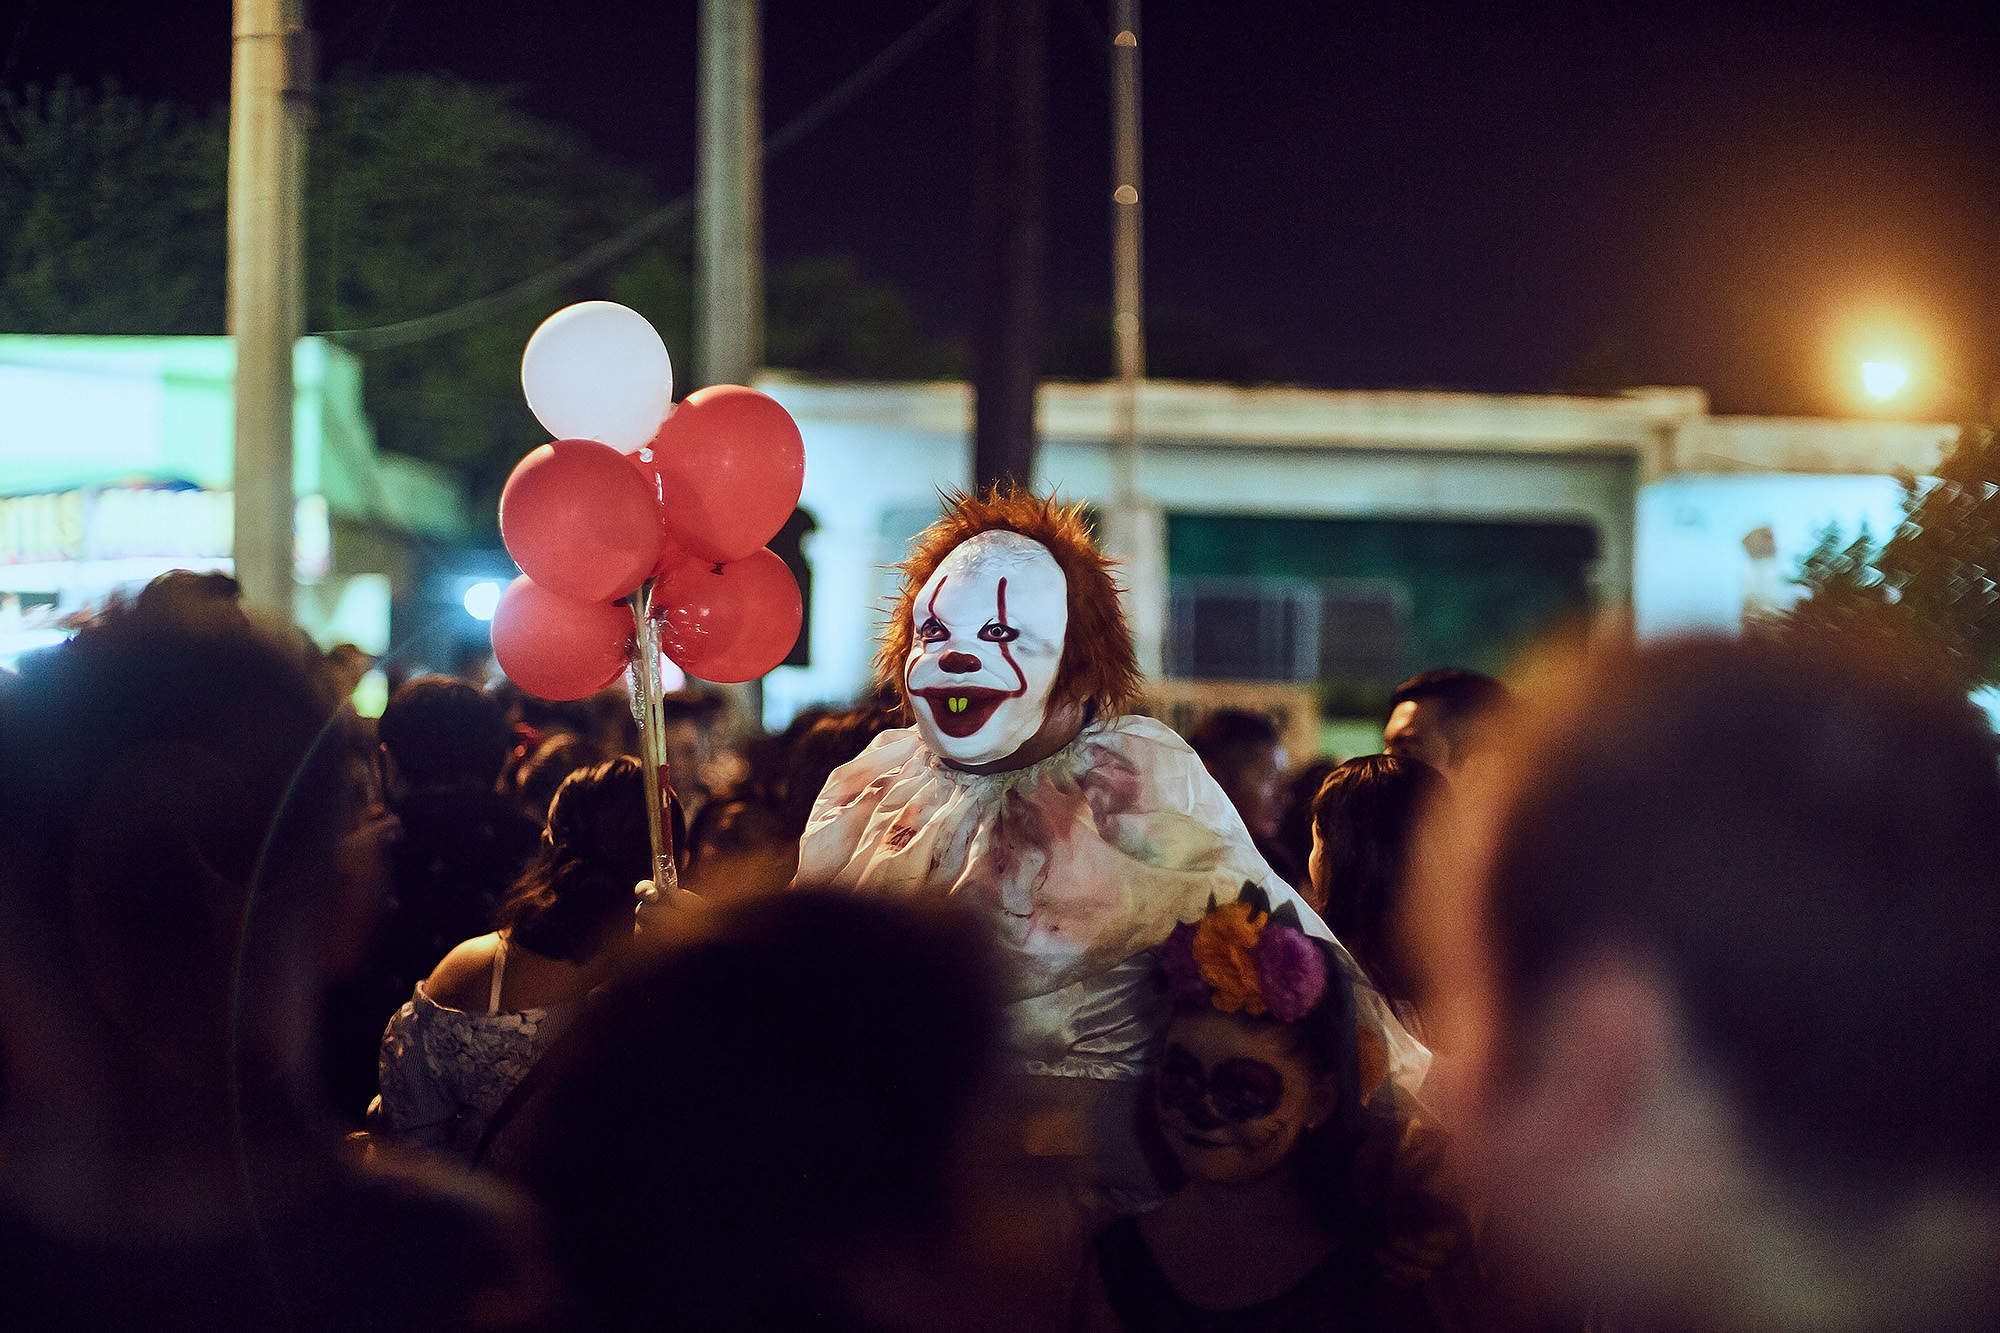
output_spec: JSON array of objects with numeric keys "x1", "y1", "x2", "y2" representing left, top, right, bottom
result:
[{"x1": 7, "y1": 0, "x2": 1999, "y2": 417}]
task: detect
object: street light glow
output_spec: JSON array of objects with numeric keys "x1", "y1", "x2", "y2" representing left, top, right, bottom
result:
[
  {"x1": 463, "y1": 580, "x2": 503, "y2": 621},
  {"x1": 1861, "y1": 361, "x2": 1908, "y2": 401}
]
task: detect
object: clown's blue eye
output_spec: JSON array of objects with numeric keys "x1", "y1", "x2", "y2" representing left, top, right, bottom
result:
[
  {"x1": 977, "y1": 622, "x2": 1019, "y2": 643},
  {"x1": 917, "y1": 617, "x2": 948, "y2": 643}
]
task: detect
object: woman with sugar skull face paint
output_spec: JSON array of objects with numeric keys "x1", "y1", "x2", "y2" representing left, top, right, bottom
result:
[
  {"x1": 797, "y1": 487, "x2": 1430, "y2": 1211},
  {"x1": 1073, "y1": 890, "x2": 1482, "y2": 1332}
]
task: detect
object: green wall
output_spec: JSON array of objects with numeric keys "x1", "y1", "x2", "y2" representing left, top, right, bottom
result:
[{"x1": 1167, "y1": 513, "x2": 1599, "y2": 685}]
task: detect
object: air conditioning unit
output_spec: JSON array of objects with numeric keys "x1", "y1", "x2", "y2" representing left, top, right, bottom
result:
[{"x1": 1166, "y1": 577, "x2": 1410, "y2": 684}]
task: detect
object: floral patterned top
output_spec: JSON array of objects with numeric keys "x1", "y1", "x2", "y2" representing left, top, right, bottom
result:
[{"x1": 369, "y1": 948, "x2": 577, "y2": 1163}]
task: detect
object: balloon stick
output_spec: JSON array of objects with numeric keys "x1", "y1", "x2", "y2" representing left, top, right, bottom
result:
[{"x1": 626, "y1": 579, "x2": 679, "y2": 892}]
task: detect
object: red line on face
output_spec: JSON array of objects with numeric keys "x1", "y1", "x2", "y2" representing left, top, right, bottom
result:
[
  {"x1": 906, "y1": 574, "x2": 949, "y2": 694},
  {"x1": 994, "y1": 576, "x2": 1027, "y2": 696}
]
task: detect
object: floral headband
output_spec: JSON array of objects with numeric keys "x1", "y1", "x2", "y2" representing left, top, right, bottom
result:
[{"x1": 1160, "y1": 883, "x2": 1327, "y2": 1023}]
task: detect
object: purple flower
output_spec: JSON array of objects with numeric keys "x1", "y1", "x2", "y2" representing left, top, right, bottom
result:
[
  {"x1": 1160, "y1": 921, "x2": 1211, "y2": 1005},
  {"x1": 1253, "y1": 925, "x2": 1326, "y2": 1022}
]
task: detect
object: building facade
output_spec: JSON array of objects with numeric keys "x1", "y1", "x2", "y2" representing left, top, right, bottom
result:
[
  {"x1": 0, "y1": 335, "x2": 468, "y2": 670},
  {"x1": 757, "y1": 375, "x2": 1952, "y2": 734}
]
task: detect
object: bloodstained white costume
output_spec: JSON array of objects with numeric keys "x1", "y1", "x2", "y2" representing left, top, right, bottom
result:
[{"x1": 798, "y1": 713, "x2": 1429, "y2": 1093}]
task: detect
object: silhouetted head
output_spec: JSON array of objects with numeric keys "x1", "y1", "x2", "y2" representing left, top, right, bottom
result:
[
  {"x1": 496, "y1": 757, "x2": 653, "y2": 964},
  {"x1": 780, "y1": 704, "x2": 900, "y2": 837},
  {"x1": 378, "y1": 675, "x2": 512, "y2": 796},
  {"x1": 1189, "y1": 708, "x2": 1287, "y2": 841}
]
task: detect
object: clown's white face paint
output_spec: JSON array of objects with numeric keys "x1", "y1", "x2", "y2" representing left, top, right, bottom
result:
[{"x1": 905, "y1": 531, "x2": 1068, "y2": 767}]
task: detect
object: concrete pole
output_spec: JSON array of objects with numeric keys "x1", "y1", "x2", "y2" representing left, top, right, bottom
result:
[
  {"x1": 1110, "y1": 0, "x2": 1144, "y2": 499},
  {"x1": 1101, "y1": 0, "x2": 1167, "y2": 679},
  {"x1": 972, "y1": 0, "x2": 1047, "y2": 490},
  {"x1": 697, "y1": 0, "x2": 768, "y2": 729},
  {"x1": 697, "y1": 0, "x2": 763, "y2": 389},
  {"x1": 227, "y1": 0, "x2": 307, "y2": 620}
]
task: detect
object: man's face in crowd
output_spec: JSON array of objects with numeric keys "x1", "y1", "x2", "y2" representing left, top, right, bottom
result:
[{"x1": 1384, "y1": 699, "x2": 1453, "y2": 775}]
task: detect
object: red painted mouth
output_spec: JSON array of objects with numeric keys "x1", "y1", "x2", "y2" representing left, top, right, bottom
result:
[{"x1": 915, "y1": 686, "x2": 1011, "y2": 738}]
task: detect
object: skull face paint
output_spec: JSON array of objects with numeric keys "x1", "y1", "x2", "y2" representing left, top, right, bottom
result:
[
  {"x1": 905, "y1": 531, "x2": 1068, "y2": 766},
  {"x1": 1155, "y1": 1007, "x2": 1332, "y2": 1187}
]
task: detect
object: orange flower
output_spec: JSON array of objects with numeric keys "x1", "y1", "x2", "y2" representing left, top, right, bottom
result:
[{"x1": 1192, "y1": 898, "x2": 1268, "y2": 1015}]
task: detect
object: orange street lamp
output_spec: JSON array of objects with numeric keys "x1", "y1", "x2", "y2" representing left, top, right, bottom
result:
[{"x1": 1861, "y1": 361, "x2": 1910, "y2": 401}]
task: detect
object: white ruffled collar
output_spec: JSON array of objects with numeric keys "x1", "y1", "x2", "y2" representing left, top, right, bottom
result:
[{"x1": 919, "y1": 713, "x2": 1118, "y2": 796}]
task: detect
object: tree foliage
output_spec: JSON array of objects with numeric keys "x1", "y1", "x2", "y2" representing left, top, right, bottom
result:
[
  {"x1": 1778, "y1": 422, "x2": 2000, "y2": 689},
  {"x1": 309, "y1": 72, "x2": 659, "y2": 503},
  {"x1": 1, "y1": 74, "x2": 959, "y2": 526},
  {"x1": 0, "y1": 80, "x2": 226, "y2": 333}
]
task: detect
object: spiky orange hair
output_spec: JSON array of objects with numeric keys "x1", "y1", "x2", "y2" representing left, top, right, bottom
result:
[{"x1": 877, "y1": 485, "x2": 1142, "y2": 717}]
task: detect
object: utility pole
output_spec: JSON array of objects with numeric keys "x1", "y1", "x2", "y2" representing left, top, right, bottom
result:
[
  {"x1": 1111, "y1": 2, "x2": 1144, "y2": 482},
  {"x1": 972, "y1": 0, "x2": 1047, "y2": 490},
  {"x1": 697, "y1": 0, "x2": 763, "y2": 390},
  {"x1": 697, "y1": 0, "x2": 768, "y2": 728},
  {"x1": 228, "y1": 0, "x2": 309, "y2": 620},
  {"x1": 1100, "y1": 0, "x2": 1166, "y2": 678}
]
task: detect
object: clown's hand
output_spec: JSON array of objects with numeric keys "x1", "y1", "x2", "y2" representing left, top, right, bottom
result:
[{"x1": 633, "y1": 878, "x2": 705, "y2": 935}]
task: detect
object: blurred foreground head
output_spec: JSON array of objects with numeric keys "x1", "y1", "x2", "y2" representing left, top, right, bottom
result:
[
  {"x1": 1422, "y1": 637, "x2": 2000, "y2": 1332},
  {"x1": 512, "y1": 890, "x2": 1077, "y2": 1333},
  {"x1": 0, "y1": 583, "x2": 350, "y2": 1108}
]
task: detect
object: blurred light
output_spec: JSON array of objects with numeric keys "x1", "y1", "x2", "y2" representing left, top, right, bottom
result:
[
  {"x1": 0, "y1": 626, "x2": 76, "y2": 672},
  {"x1": 1861, "y1": 361, "x2": 1908, "y2": 401},
  {"x1": 352, "y1": 669, "x2": 389, "y2": 719},
  {"x1": 463, "y1": 580, "x2": 502, "y2": 621},
  {"x1": 1973, "y1": 685, "x2": 2000, "y2": 735}
]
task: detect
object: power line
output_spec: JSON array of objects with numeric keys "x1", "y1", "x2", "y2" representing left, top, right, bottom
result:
[{"x1": 321, "y1": 0, "x2": 972, "y2": 353}]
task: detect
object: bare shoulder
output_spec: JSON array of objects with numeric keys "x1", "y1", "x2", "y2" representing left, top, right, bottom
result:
[{"x1": 424, "y1": 933, "x2": 501, "y2": 1012}]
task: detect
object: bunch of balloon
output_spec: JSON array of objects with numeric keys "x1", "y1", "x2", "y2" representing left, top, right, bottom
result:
[{"x1": 490, "y1": 301, "x2": 806, "y2": 890}]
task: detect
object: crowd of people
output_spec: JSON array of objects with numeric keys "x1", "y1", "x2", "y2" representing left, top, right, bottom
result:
[{"x1": 1, "y1": 568, "x2": 1997, "y2": 1331}]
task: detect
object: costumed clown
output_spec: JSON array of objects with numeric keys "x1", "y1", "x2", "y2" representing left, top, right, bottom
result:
[{"x1": 796, "y1": 487, "x2": 1429, "y2": 1209}]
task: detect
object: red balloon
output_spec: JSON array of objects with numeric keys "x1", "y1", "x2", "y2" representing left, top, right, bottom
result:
[
  {"x1": 653, "y1": 548, "x2": 803, "y2": 684},
  {"x1": 501, "y1": 438, "x2": 662, "y2": 602},
  {"x1": 636, "y1": 386, "x2": 804, "y2": 565},
  {"x1": 491, "y1": 575, "x2": 633, "y2": 701}
]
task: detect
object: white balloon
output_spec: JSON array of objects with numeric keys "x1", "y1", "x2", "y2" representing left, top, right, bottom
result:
[{"x1": 520, "y1": 301, "x2": 674, "y2": 449}]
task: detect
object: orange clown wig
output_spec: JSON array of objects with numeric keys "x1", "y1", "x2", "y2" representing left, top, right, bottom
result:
[{"x1": 877, "y1": 485, "x2": 1143, "y2": 719}]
